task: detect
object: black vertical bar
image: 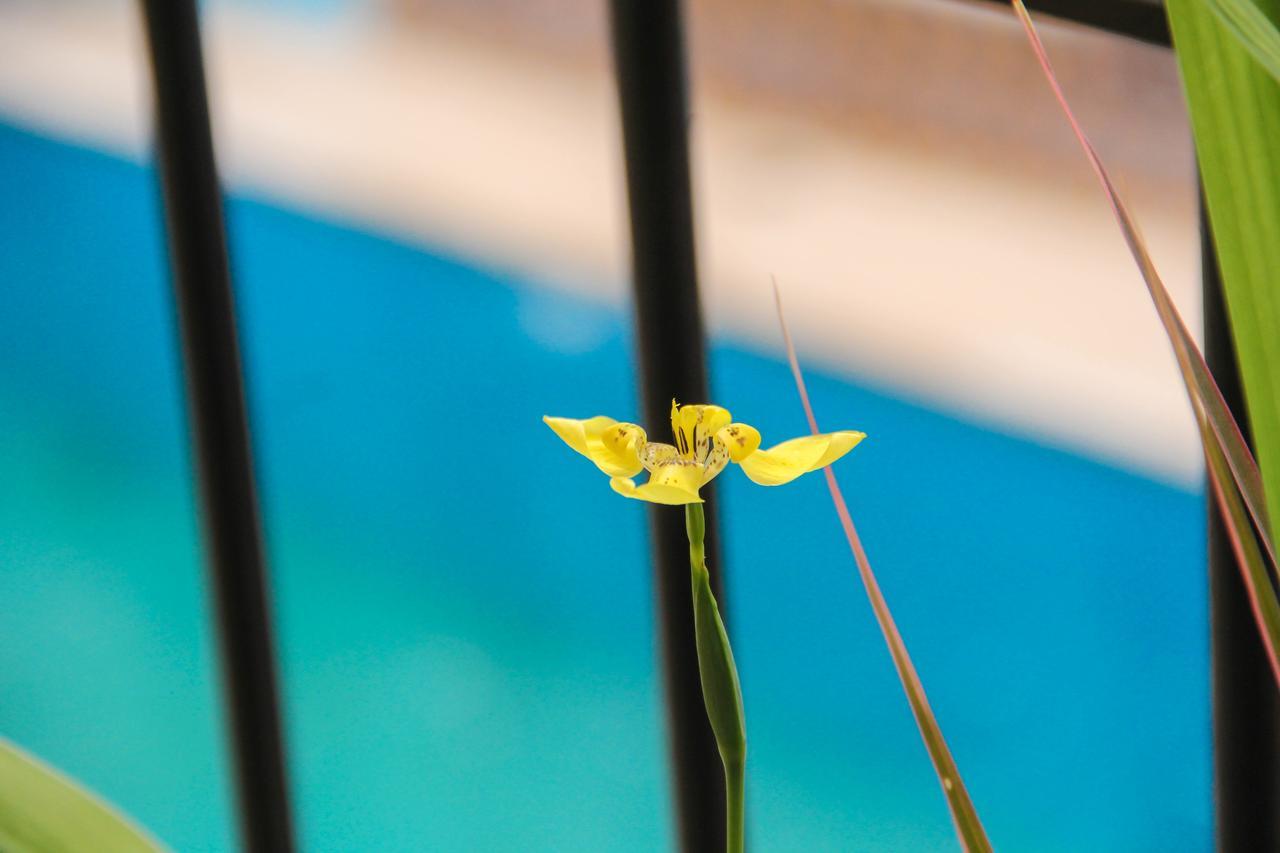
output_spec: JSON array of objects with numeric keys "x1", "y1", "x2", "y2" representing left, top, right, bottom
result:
[
  {"x1": 606, "y1": 2, "x2": 728, "y2": 851},
  {"x1": 1203, "y1": 193, "x2": 1280, "y2": 851},
  {"x1": 138, "y1": 3, "x2": 296, "y2": 852}
]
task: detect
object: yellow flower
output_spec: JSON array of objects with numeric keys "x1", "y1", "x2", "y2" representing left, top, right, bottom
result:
[{"x1": 543, "y1": 400, "x2": 865, "y2": 505}]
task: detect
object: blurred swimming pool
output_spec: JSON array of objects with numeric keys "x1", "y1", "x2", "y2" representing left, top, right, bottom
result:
[{"x1": 0, "y1": 122, "x2": 1209, "y2": 850}]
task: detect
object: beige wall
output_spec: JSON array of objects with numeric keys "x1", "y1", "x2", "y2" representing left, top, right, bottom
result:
[{"x1": 0, "y1": 0, "x2": 1202, "y2": 484}]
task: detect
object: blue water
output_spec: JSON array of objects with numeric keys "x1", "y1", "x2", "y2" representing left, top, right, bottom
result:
[{"x1": 0, "y1": 122, "x2": 1209, "y2": 850}]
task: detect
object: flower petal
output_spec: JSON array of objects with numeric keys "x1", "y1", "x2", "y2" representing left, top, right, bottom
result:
[
  {"x1": 715, "y1": 423, "x2": 762, "y2": 462},
  {"x1": 641, "y1": 441, "x2": 681, "y2": 472},
  {"x1": 670, "y1": 401, "x2": 733, "y2": 460},
  {"x1": 701, "y1": 439, "x2": 730, "y2": 485},
  {"x1": 737, "y1": 431, "x2": 865, "y2": 486},
  {"x1": 585, "y1": 422, "x2": 648, "y2": 477},
  {"x1": 648, "y1": 460, "x2": 706, "y2": 496},
  {"x1": 610, "y1": 459, "x2": 705, "y2": 504},
  {"x1": 543, "y1": 415, "x2": 614, "y2": 456},
  {"x1": 544, "y1": 415, "x2": 647, "y2": 477},
  {"x1": 610, "y1": 473, "x2": 704, "y2": 505}
]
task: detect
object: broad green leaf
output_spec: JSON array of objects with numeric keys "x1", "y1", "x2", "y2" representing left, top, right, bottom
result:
[
  {"x1": 1201, "y1": 0, "x2": 1280, "y2": 84},
  {"x1": 1011, "y1": 0, "x2": 1280, "y2": 682},
  {"x1": 0, "y1": 737, "x2": 166, "y2": 853},
  {"x1": 773, "y1": 287, "x2": 993, "y2": 853},
  {"x1": 1170, "y1": 0, "x2": 1280, "y2": 552}
]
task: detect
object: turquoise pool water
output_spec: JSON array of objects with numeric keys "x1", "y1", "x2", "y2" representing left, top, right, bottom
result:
[{"x1": 0, "y1": 122, "x2": 1209, "y2": 850}]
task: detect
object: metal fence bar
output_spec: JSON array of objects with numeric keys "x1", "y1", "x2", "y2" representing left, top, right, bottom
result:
[
  {"x1": 138, "y1": 2, "x2": 296, "y2": 851},
  {"x1": 606, "y1": 1, "x2": 728, "y2": 850},
  {"x1": 1202, "y1": 193, "x2": 1280, "y2": 851}
]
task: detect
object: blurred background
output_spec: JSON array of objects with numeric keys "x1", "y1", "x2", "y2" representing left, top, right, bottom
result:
[{"x1": 0, "y1": 0, "x2": 1207, "y2": 849}]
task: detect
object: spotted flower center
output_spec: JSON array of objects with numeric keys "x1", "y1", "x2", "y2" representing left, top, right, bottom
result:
[
  {"x1": 625, "y1": 401, "x2": 732, "y2": 485},
  {"x1": 670, "y1": 401, "x2": 730, "y2": 462}
]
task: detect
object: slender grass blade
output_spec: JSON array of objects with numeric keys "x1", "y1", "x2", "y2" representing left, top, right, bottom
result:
[
  {"x1": 1011, "y1": 0, "x2": 1280, "y2": 681},
  {"x1": 772, "y1": 286, "x2": 993, "y2": 853}
]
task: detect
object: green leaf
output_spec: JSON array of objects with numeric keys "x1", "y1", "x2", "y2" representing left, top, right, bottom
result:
[
  {"x1": 0, "y1": 737, "x2": 166, "y2": 853},
  {"x1": 1170, "y1": 0, "x2": 1280, "y2": 549},
  {"x1": 772, "y1": 288, "x2": 993, "y2": 853},
  {"x1": 685, "y1": 502, "x2": 746, "y2": 853},
  {"x1": 691, "y1": 566, "x2": 746, "y2": 765},
  {"x1": 1200, "y1": 0, "x2": 1280, "y2": 84}
]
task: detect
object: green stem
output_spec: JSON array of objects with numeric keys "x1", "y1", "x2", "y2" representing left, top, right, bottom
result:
[
  {"x1": 724, "y1": 756, "x2": 745, "y2": 853},
  {"x1": 687, "y1": 501, "x2": 706, "y2": 575},
  {"x1": 684, "y1": 503, "x2": 746, "y2": 853}
]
